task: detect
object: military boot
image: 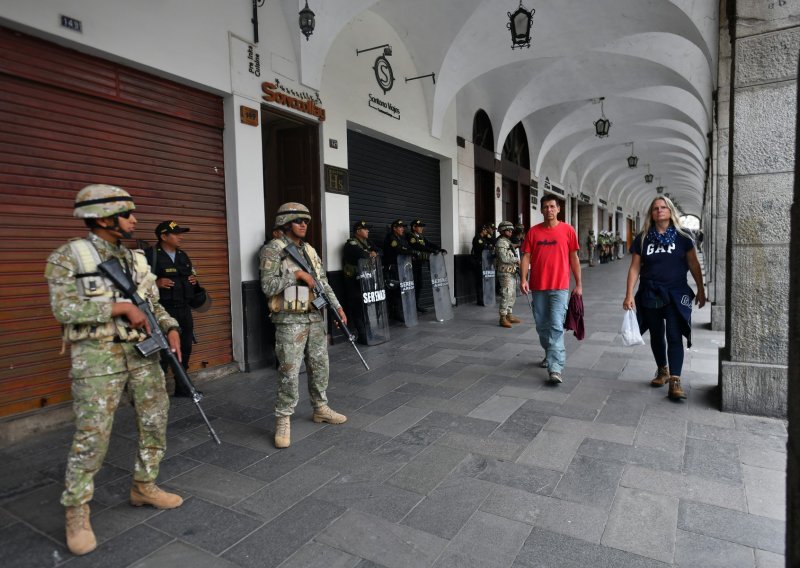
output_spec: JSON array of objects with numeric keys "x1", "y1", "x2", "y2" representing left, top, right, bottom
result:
[
  {"x1": 275, "y1": 416, "x2": 291, "y2": 448},
  {"x1": 65, "y1": 504, "x2": 96, "y2": 556},
  {"x1": 313, "y1": 405, "x2": 347, "y2": 424},
  {"x1": 667, "y1": 376, "x2": 687, "y2": 400},
  {"x1": 499, "y1": 316, "x2": 512, "y2": 328},
  {"x1": 130, "y1": 482, "x2": 183, "y2": 509},
  {"x1": 506, "y1": 314, "x2": 522, "y2": 324},
  {"x1": 650, "y1": 366, "x2": 670, "y2": 387}
]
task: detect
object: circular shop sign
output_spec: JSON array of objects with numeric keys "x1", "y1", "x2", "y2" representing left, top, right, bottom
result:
[{"x1": 374, "y1": 55, "x2": 395, "y2": 95}]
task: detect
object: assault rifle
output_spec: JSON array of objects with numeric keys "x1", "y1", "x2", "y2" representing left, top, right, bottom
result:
[
  {"x1": 97, "y1": 259, "x2": 222, "y2": 444},
  {"x1": 283, "y1": 243, "x2": 370, "y2": 371}
]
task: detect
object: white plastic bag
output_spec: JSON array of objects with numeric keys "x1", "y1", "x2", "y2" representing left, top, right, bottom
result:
[{"x1": 621, "y1": 310, "x2": 645, "y2": 347}]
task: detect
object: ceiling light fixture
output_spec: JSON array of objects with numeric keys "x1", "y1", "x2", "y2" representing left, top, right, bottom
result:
[
  {"x1": 593, "y1": 97, "x2": 611, "y2": 138},
  {"x1": 625, "y1": 142, "x2": 638, "y2": 168},
  {"x1": 507, "y1": 0, "x2": 534, "y2": 50},
  {"x1": 644, "y1": 164, "x2": 654, "y2": 184},
  {"x1": 299, "y1": 0, "x2": 315, "y2": 41}
]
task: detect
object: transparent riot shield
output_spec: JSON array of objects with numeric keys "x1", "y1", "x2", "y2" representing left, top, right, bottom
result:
[
  {"x1": 429, "y1": 252, "x2": 454, "y2": 322},
  {"x1": 357, "y1": 257, "x2": 390, "y2": 345},
  {"x1": 397, "y1": 254, "x2": 418, "y2": 327},
  {"x1": 481, "y1": 249, "x2": 496, "y2": 307}
]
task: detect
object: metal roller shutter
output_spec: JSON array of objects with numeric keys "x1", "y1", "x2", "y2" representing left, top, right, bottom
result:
[
  {"x1": 347, "y1": 130, "x2": 441, "y2": 308},
  {"x1": 0, "y1": 27, "x2": 231, "y2": 418}
]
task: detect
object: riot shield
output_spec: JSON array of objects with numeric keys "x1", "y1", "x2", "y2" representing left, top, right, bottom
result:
[
  {"x1": 357, "y1": 257, "x2": 390, "y2": 345},
  {"x1": 429, "y1": 253, "x2": 454, "y2": 322},
  {"x1": 481, "y1": 249, "x2": 496, "y2": 307},
  {"x1": 397, "y1": 254, "x2": 418, "y2": 327}
]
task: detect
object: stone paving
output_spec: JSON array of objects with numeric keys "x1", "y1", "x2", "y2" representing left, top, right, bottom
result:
[{"x1": 0, "y1": 257, "x2": 788, "y2": 568}]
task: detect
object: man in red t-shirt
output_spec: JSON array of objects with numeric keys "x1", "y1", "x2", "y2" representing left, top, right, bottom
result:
[{"x1": 520, "y1": 195, "x2": 582, "y2": 383}]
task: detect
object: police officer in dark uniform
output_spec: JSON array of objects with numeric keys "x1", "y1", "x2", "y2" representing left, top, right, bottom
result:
[
  {"x1": 383, "y1": 219, "x2": 414, "y2": 319},
  {"x1": 407, "y1": 219, "x2": 446, "y2": 313},
  {"x1": 144, "y1": 220, "x2": 197, "y2": 397},
  {"x1": 471, "y1": 224, "x2": 493, "y2": 299},
  {"x1": 343, "y1": 220, "x2": 381, "y2": 337}
]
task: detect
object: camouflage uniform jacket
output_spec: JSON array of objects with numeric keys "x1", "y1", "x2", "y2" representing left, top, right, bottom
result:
[
  {"x1": 44, "y1": 233, "x2": 179, "y2": 378},
  {"x1": 494, "y1": 236, "x2": 518, "y2": 272},
  {"x1": 259, "y1": 236, "x2": 341, "y2": 324}
]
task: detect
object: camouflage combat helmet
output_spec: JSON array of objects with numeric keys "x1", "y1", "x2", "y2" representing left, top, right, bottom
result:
[
  {"x1": 73, "y1": 184, "x2": 135, "y2": 218},
  {"x1": 275, "y1": 202, "x2": 311, "y2": 227},
  {"x1": 498, "y1": 221, "x2": 514, "y2": 232}
]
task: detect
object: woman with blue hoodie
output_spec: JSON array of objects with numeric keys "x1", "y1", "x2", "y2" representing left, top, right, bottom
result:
[{"x1": 623, "y1": 196, "x2": 706, "y2": 400}]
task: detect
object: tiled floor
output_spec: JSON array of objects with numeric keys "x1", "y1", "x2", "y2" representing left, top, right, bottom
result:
[{"x1": 0, "y1": 257, "x2": 787, "y2": 567}]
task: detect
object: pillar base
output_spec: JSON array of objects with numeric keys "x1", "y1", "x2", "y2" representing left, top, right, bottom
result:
[
  {"x1": 710, "y1": 303, "x2": 726, "y2": 331},
  {"x1": 720, "y1": 360, "x2": 787, "y2": 418}
]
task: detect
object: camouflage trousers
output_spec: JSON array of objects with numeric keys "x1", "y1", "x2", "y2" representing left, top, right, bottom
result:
[
  {"x1": 274, "y1": 320, "x2": 329, "y2": 417},
  {"x1": 61, "y1": 361, "x2": 169, "y2": 507},
  {"x1": 498, "y1": 272, "x2": 517, "y2": 316}
]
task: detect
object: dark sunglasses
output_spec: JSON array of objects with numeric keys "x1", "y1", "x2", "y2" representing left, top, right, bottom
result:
[
  {"x1": 291, "y1": 218, "x2": 310, "y2": 225},
  {"x1": 117, "y1": 211, "x2": 133, "y2": 219}
]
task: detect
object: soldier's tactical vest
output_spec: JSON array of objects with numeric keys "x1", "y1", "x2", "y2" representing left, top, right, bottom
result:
[
  {"x1": 65, "y1": 239, "x2": 153, "y2": 343},
  {"x1": 268, "y1": 239, "x2": 322, "y2": 314},
  {"x1": 494, "y1": 238, "x2": 517, "y2": 273}
]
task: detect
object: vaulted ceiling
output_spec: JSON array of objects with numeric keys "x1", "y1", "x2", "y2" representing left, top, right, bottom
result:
[{"x1": 293, "y1": 0, "x2": 717, "y2": 215}]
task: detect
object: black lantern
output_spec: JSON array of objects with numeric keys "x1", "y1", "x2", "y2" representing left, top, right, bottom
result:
[
  {"x1": 594, "y1": 97, "x2": 611, "y2": 138},
  {"x1": 656, "y1": 185, "x2": 664, "y2": 193},
  {"x1": 626, "y1": 142, "x2": 638, "y2": 168},
  {"x1": 507, "y1": 1, "x2": 534, "y2": 49},
  {"x1": 299, "y1": 0, "x2": 315, "y2": 41}
]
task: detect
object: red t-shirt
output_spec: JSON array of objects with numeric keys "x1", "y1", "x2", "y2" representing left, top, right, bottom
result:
[{"x1": 521, "y1": 222, "x2": 579, "y2": 291}]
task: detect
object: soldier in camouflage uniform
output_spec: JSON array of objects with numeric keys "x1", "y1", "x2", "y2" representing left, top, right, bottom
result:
[
  {"x1": 45, "y1": 185, "x2": 184, "y2": 556},
  {"x1": 260, "y1": 202, "x2": 348, "y2": 449},
  {"x1": 495, "y1": 221, "x2": 522, "y2": 328}
]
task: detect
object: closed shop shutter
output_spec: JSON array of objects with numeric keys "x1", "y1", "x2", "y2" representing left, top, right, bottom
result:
[
  {"x1": 0, "y1": 27, "x2": 231, "y2": 418},
  {"x1": 347, "y1": 130, "x2": 441, "y2": 308}
]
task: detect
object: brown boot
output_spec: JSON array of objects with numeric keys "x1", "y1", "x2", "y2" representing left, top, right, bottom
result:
[
  {"x1": 130, "y1": 481, "x2": 183, "y2": 509},
  {"x1": 499, "y1": 316, "x2": 512, "y2": 328},
  {"x1": 275, "y1": 415, "x2": 291, "y2": 448},
  {"x1": 313, "y1": 405, "x2": 347, "y2": 424},
  {"x1": 668, "y1": 376, "x2": 687, "y2": 400},
  {"x1": 650, "y1": 366, "x2": 670, "y2": 387},
  {"x1": 507, "y1": 314, "x2": 522, "y2": 324},
  {"x1": 65, "y1": 504, "x2": 96, "y2": 556}
]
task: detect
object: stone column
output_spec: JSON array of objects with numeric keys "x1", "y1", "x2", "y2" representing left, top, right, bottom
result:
[{"x1": 719, "y1": 1, "x2": 798, "y2": 417}]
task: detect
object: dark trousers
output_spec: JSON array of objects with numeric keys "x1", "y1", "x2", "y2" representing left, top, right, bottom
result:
[
  {"x1": 641, "y1": 303, "x2": 684, "y2": 376},
  {"x1": 160, "y1": 304, "x2": 193, "y2": 394},
  {"x1": 345, "y1": 279, "x2": 367, "y2": 343},
  {"x1": 412, "y1": 260, "x2": 424, "y2": 309}
]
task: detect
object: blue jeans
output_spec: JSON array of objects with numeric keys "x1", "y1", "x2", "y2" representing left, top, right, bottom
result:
[
  {"x1": 531, "y1": 289, "x2": 569, "y2": 373},
  {"x1": 640, "y1": 303, "x2": 685, "y2": 376}
]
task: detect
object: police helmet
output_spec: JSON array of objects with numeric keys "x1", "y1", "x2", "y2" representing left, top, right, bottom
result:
[
  {"x1": 73, "y1": 184, "x2": 135, "y2": 219},
  {"x1": 275, "y1": 202, "x2": 311, "y2": 227}
]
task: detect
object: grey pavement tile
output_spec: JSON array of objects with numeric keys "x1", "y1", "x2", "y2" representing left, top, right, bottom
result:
[
  {"x1": 621, "y1": 464, "x2": 746, "y2": 511},
  {"x1": 480, "y1": 485, "x2": 549, "y2": 525},
  {"x1": 130, "y1": 540, "x2": 241, "y2": 568},
  {"x1": 4, "y1": 483, "x2": 73, "y2": 540},
  {"x1": 576, "y1": 438, "x2": 631, "y2": 464},
  {"x1": 516, "y1": 429, "x2": 585, "y2": 472},
  {"x1": 683, "y1": 436, "x2": 742, "y2": 483},
  {"x1": 364, "y1": 406, "x2": 430, "y2": 437},
  {"x1": 277, "y1": 541, "x2": 361, "y2": 568},
  {"x1": 400, "y1": 474, "x2": 492, "y2": 539},
  {"x1": 405, "y1": 395, "x2": 482, "y2": 416},
  {"x1": 742, "y1": 464, "x2": 785, "y2": 520},
  {"x1": 415, "y1": 411, "x2": 499, "y2": 438},
  {"x1": 161, "y1": 430, "x2": 211, "y2": 460},
  {"x1": 166, "y1": 412, "x2": 221, "y2": 438},
  {"x1": 207, "y1": 401, "x2": 272, "y2": 424},
  {"x1": 235, "y1": 464, "x2": 338, "y2": 521},
  {"x1": 601, "y1": 487, "x2": 679, "y2": 563},
  {"x1": 433, "y1": 510, "x2": 531, "y2": 568},
  {"x1": 628, "y1": 446, "x2": 685, "y2": 473},
  {"x1": 673, "y1": 529, "x2": 755, "y2": 568},
  {"x1": 739, "y1": 445, "x2": 786, "y2": 471},
  {"x1": 679, "y1": 500, "x2": 785, "y2": 554},
  {"x1": 92, "y1": 500, "x2": 162, "y2": 543},
  {"x1": 310, "y1": 448, "x2": 406, "y2": 482},
  {"x1": 0, "y1": 521, "x2": 68, "y2": 568},
  {"x1": 0, "y1": 507, "x2": 16, "y2": 529},
  {"x1": 314, "y1": 476, "x2": 423, "y2": 522},
  {"x1": 497, "y1": 385, "x2": 543, "y2": 399},
  {"x1": 435, "y1": 431, "x2": 522, "y2": 461},
  {"x1": 456, "y1": 454, "x2": 561, "y2": 496},
  {"x1": 310, "y1": 426, "x2": 392, "y2": 453},
  {"x1": 65, "y1": 524, "x2": 174, "y2": 568},
  {"x1": 336, "y1": 411, "x2": 381, "y2": 430},
  {"x1": 316, "y1": 509, "x2": 447, "y2": 568},
  {"x1": 755, "y1": 549, "x2": 785, "y2": 568},
  {"x1": 545, "y1": 416, "x2": 636, "y2": 445},
  {"x1": 733, "y1": 414, "x2": 787, "y2": 437},
  {"x1": 241, "y1": 438, "x2": 331, "y2": 483},
  {"x1": 552, "y1": 454, "x2": 625, "y2": 510},
  {"x1": 563, "y1": 385, "x2": 610, "y2": 410},
  {"x1": 596, "y1": 400, "x2": 645, "y2": 427},
  {"x1": 93, "y1": 474, "x2": 134, "y2": 507},
  {"x1": 491, "y1": 407, "x2": 547, "y2": 444},
  {"x1": 224, "y1": 497, "x2": 346, "y2": 568},
  {"x1": 536, "y1": 496, "x2": 609, "y2": 544},
  {"x1": 394, "y1": 382, "x2": 461, "y2": 400},
  {"x1": 167, "y1": 464, "x2": 265, "y2": 507},
  {"x1": 359, "y1": 391, "x2": 415, "y2": 416},
  {"x1": 0, "y1": 463, "x2": 54, "y2": 505},
  {"x1": 180, "y1": 440, "x2": 267, "y2": 472},
  {"x1": 40, "y1": 461, "x2": 128, "y2": 490},
  {"x1": 686, "y1": 406, "x2": 736, "y2": 429},
  {"x1": 687, "y1": 422, "x2": 787, "y2": 453},
  {"x1": 208, "y1": 418, "x2": 282, "y2": 454},
  {"x1": 147, "y1": 497, "x2": 262, "y2": 554},
  {"x1": 511, "y1": 527, "x2": 670, "y2": 568},
  {"x1": 156, "y1": 454, "x2": 204, "y2": 481},
  {"x1": 387, "y1": 444, "x2": 467, "y2": 495},
  {"x1": 643, "y1": 399, "x2": 690, "y2": 421},
  {"x1": 635, "y1": 415, "x2": 687, "y2": 454},
  {"x1": 468, "y1": 395, "x2": 527, "y2": 423}
]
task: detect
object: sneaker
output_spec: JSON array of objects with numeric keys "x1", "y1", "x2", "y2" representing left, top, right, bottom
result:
[
  {"x1": 539, "y1": 358, "x2": 548, "y2": 368},
  {"x1": 548, "y1": 372, "x2": 563, "y2": 384}
]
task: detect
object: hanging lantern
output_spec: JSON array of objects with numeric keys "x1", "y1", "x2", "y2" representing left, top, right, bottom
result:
[
  {"x1": 299, "y1": 0, "x2": 315, "y2": 41},
  {"x1": 627, "y1": 143, "x2": 638, "y2": 168},
  {"x1": 594, "y1": 97, "x2": 611, "y2": 138},
  {"x1": 644, "y1": 164, "x2": 654, "y2": 183},
  {"x1": 507, "y1": 1, "x2": 534, "y2": 50}
]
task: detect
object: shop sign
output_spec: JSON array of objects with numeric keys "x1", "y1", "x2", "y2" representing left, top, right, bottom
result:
[
  {"x1": 240, "y1": 105, "x2": 259, "y2": 126},
  {"x1": 616, "y1": 206, "x2": 623, "y2": 212},
  {"x1": 60, "y1": 15, "x2": 82, "y2": 33},
  {"x1": 550, "y1": 185, "x2": 565, "y2": 196},
  {"x1": 599, "y1": 198, "x2": 608, "y2": 206},
  {"x1": 579, "y1": 193, "x2": 591, "y2": 203},
  {"x1": 543, "y1": 177, "x2": 551, "y2": 190},
  {"x1": 374, "y1": 55, "x2": 395, "y2": 94},
  {"x1": 324, "y1": 165, "x2": 349, "y2": 195},
  {"x1": 247, "y1": 45, "x2": 261, "y2": 77},
  {"x1": 262, "y1": 79, "x2": 325, "y2": 121},
  {"x1": 368, "y1": 94, "x2": 400, "y2": 120}
]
